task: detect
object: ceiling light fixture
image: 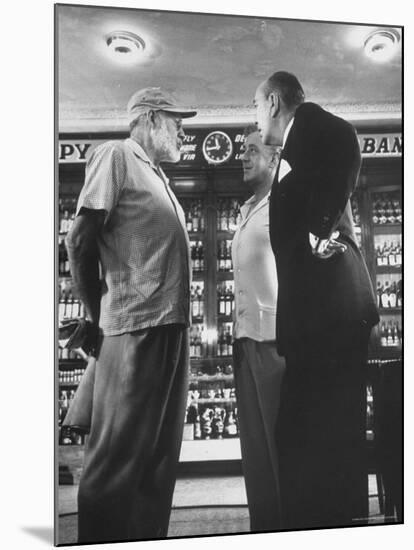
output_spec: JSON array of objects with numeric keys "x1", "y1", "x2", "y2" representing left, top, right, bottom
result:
[
  {"x1": 364, "y1": 29, "x2": 400, "y2": 62},
  {"x1": 106, "y1": 31, "x2": 146, "y2": 63}
]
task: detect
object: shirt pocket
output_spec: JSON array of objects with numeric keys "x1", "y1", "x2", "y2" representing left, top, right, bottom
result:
[{"x1": 258, "y1": 304, "x2": 277, "y2": 341}]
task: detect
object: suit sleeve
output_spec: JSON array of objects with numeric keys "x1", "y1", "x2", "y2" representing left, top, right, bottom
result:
[{"x1": 304, "y1": 113, "x2": 361, "y2": 239}]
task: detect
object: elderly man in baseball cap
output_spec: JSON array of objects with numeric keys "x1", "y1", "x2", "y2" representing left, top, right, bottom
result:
[{"x1": 66, "y1": 87, "x2": 196, "y2": 543}]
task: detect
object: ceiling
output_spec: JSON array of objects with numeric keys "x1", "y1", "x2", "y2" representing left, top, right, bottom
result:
[{"x1": 57, "y1": 5, "x2": 402, "y2": 131}]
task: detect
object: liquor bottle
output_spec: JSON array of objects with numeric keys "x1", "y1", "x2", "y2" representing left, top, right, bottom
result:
[
  {"x1": 190, "y1": 332, "x2": 195, "y2": 357},
  {"x1": 192, "y1": 202, "x2": 199, "y2": 232},
  {"x1": 391, "y1": 323, "x2": 399, "y2": 347},
  {"x1": 376, "y1": 282, "x2": 382, "y2": 308},
  {"x1": 60, "y1": 210, "x2": 70, "y2": 234},
  {"x1": 380, "y1": 322, "x2": 387, "y2": 347},
  {"x1": 381, "y1": 281, "x2": 390, "y2": 308},
  {"x1": 224, "y1": 285, "x2": 231, "y2": 316},
  {"x1": 217, "y1": 327, "x2": 224, "y2": 356},
  {"x1": 212, "y1": 407, "x2": 225, "y2": 439},
  {"x1": 386, "y1": 322, "x2": 394, "y2": 346},
  {"x1": 225, "y1": 326, "x2": 233, "y2": 356},
  {"x1": 195, "y1": 329, "x2": 202, "y2": 358},
  {"x1": 382, "y1": 242, "x2": 389, "y2": 266},
  {"x1": 395, "y1": 242, "x2": 402, "y2": 266},
  {"x1": 194, "y1": 414, "x2": 202, "y2": 439},
  {"x1": 388, "y1": 242, "x2": 396, "y2": 266},
  {"x1": 226, "y1": 241, "x2": 232, "y2": 271},
  {"x1": 224, "y1": 409, "x2": 238, "y2": 438},
  {"x1": 197, "y1": 241, "x2": 204, "y2": 271},
  {"x1": 388, "y1": 282, "x2": 397, "y2": 308},
  {"x1": 385, "y1": 198, "x2": 393, "y2": 223},
  {"x1": 375, "y1": 245, "x2": 382, "y2": 266},
  {"x1": 190, "y1": 242, "x2": 196, "y2": 272},
  {"x1": 193, "y1": 241, "x2": 200, "y2": 272},
  {"x1": 191, "y1": 285, "x2": 197, "y2": 318},
  {"x1": 197, "y1": 285, "x2": 204, "y2": 318},
  {"x1": 201, "y1": 408, "x2": 213, "y2": 439},
  {"x1": 378, "y1": 195, "x2": 387, "y2": 225},
  {"x1": 396, "y1": 280, "x2": 402, "y2": 307},
  {"x1": 372, "y1": 197, "x2": 379, "y2": 225}
]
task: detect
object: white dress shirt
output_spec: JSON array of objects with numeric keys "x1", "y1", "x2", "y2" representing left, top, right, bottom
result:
[{"x1": 232, "y1": 192, "x2": 278, "y2": 341}]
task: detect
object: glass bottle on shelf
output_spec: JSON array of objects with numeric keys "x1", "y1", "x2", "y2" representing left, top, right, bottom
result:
[
  {"x1": 380, "y1": 281, "x2": 390, "y2": 308},
  {"x1": 223, "y1": 408, "x2": 238, "y2": 438},
  {"x1": 396, "y1": 280, "x2": 402, "y2": 307},
  {"x1": 388, "y1": 282, "x2": 397, "y2": 308}
]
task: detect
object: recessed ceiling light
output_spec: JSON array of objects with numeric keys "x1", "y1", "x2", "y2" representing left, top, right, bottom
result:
[
  {"x1": 105, "y1": 31, "x2": 146, "y2": 63},
  {"x1": 364, "y1": 29, "x2": 400, "y2": 62}
]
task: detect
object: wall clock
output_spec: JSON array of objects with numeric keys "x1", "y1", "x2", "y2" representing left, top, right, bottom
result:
[{"x1": 202, "y1": 131, "x2": 233, "y2": 164}]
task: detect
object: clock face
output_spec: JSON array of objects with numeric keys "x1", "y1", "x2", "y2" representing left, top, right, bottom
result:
[{"x1": 202, "y1": 131, "x2": 233, "y2": 164}]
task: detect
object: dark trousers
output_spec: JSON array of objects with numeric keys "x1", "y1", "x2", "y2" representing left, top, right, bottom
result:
[
  {"x1": 77, "y1": 324, "x2": 189, "y2": 544},
  {"x1": 276, "y1": 329, "x2": 370, "y2": 530},
  {"x1": 233, "y1": 338, "x2": 285, "y2": 531}
]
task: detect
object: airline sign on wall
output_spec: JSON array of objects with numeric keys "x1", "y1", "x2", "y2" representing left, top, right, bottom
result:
[{"x1": 59, "y1": 132, "x2": 402, "y2": 164}]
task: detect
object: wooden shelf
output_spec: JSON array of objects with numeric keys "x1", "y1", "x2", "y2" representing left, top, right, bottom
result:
[
  {"x1": 190, "y1": 374, "x2": 234, "y2": 382},
  {"x1": 191, "y1": 397, "x2": 237, "y2": 404},
  {"x1": 191, "y1": 316, "x2": 205, "y2": 323},
  {"x1": 217, "y1": 230, "x2": 236, "y2": 238},
  {"x1": 217, "y1": 314, "x2": 233, "y2": 322},
  {"x1": 376, "y1": 265, "x2": 402, "y2": 274},
  {"x1": 373, "y1": 223, "x2": 401, "y2": 235},
  {"x1": 59, "y1": 359, "x2": 86, "y2": 367},
  {"x1": 217, "y1": 271, "x2": 234, "y2": 281},
  {"x1": 379, "y1": 307, "x2": 402, "y2": 314}
]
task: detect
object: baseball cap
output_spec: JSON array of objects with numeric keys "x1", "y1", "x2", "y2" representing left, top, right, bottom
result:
[{"x1": 127, "y1": 87, "x2": 197, "y2": 123}]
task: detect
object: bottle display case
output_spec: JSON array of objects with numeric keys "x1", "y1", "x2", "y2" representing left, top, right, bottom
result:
[{"x1": 58, "y1": 132, "x2": 402, "y2": 463}]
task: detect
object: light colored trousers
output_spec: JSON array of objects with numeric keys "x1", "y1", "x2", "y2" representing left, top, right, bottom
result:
[{"x1": 233, "y1": 337, "x2": 285, "y2": 532}]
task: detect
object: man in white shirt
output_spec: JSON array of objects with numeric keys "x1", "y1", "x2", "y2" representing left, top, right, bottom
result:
[{"x1": 232, "y1": 127, "x2": 285, "y2": 532}]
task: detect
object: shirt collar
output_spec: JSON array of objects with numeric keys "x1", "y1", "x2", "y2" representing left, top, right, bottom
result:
[
  {"x1": 282, "y1": 117, "x2": 294, "y2": 148},
  {"x1": 125, "y1": 138, "x2": 169, "y2": 184},
  {"x1": 240, "y1": 191, "x2": 270, "y2": 220}
]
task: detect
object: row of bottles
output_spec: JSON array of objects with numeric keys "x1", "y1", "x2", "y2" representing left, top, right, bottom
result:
[
  {"x1": 59, "y1": 197, "x2": 77, "y2": 234},
  {"x1": 190, "y1": 324, "x2": 205, "y2": 358},
  {"x1": 188, "y1": 386, "x2": 236, "y2": 401},
  {"x1": 190, "y1": 240, "x2": 205, "y2": 272},
  {"x1": 58, "y1": 348, "x2": 84, "y2": 361},
  {"x1": 372, "y1": 192, "x2": 402, "y2": 225},
  {"x1": 59, "y1": 210, "x2": 75, "y2": 234},
  {"x1": 217, "y1": 198, "x2": 242, "y2": 232},
  {"x1": 217, "y1": 281, "x2": 235, "y2": 316},
  {"x1": 186, "y1": 403, "x2": 239, "y2": 440},
  {"x1": 376, "y1": 279, "x2": 402, "y2": 309},
  {"x1": 191, "y1": 363, "x2": 234, "y2": 378},
  {"x1": 182, "y1": 199, "x2": 205, "y2": 233},
  {"x1": 59, "y1": 368, "x2": 86, "y2": 384},
  {"x1": 217, "y1": 239, "x2": 233, "y2": 271},
  {"x1": 379, "y1": 320, "x2": 402, "y2": 347},
  {"x1": 58, "y1": 298, "x2": 85, "y2": 321},
  {"x1": 58, "y1": 390, "x2": 85, "y2": 445},
  {"x1": 190, "y1": 283, "x2": 204, "y2": 319},
  {"x1": 217, "y1": 323, "x2": 233, "y2": 357},
  {"x1": 375, "y1": 240, "x2": 402, "y2": 267}
]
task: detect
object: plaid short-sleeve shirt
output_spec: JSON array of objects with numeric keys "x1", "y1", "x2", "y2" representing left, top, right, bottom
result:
[{"x1": 76, "y1": 138, "x2": 191, "y2": 335}]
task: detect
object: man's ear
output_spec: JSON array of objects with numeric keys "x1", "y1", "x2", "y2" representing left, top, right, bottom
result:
[
  {"x1": 269, "y1": 92, "x2": 280, "y2": 119},
  {"x1": 147, "y1": 109, "x2": 157, "y2": 127}
]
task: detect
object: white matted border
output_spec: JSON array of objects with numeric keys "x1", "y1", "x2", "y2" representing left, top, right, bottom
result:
[{"x1": 2, "y1": 1, "x2": 411, "y2": 550}]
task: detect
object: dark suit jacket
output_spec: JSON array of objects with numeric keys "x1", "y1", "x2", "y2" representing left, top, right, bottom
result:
[{"x1": 269, "y1": 102, "x2": 379, "y2": 356}]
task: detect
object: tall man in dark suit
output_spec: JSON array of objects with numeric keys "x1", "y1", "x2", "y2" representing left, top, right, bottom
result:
[{"x1": 254, "y1": 71, "x2": 379, "y2": 530}]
